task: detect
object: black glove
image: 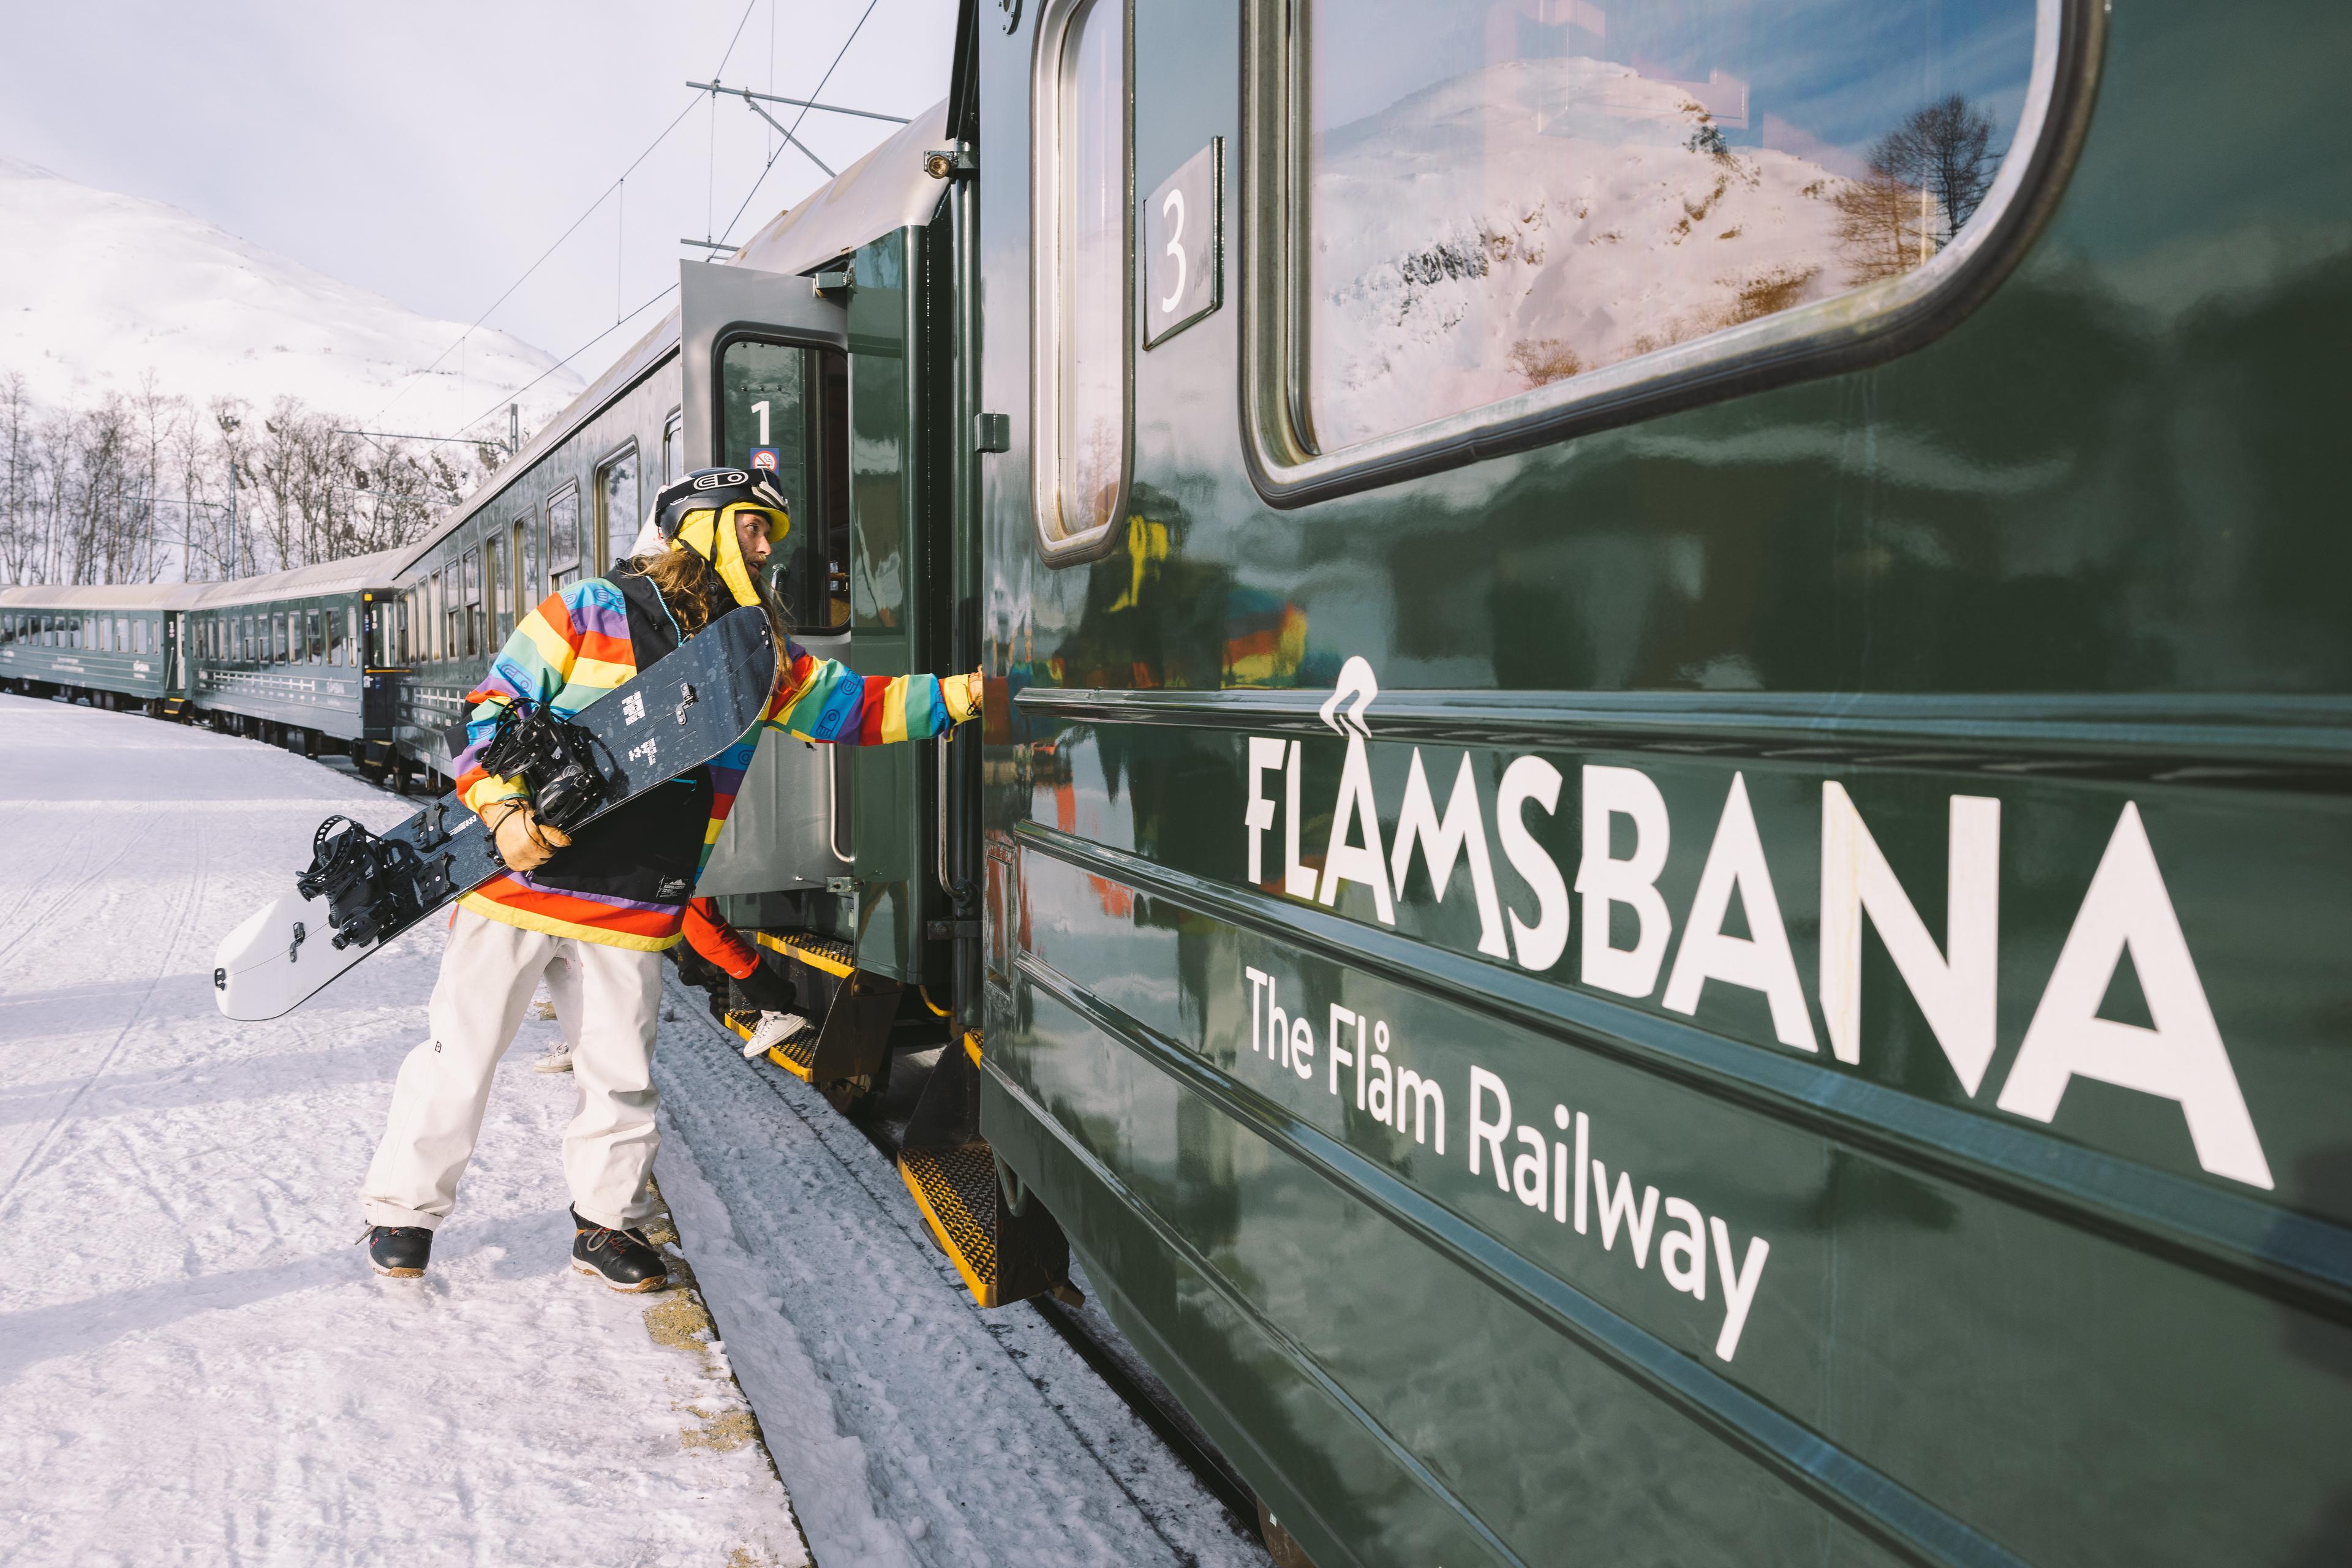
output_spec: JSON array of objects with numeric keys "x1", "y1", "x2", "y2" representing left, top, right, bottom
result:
[{"x1": 731, "y1": 960, "x2": 799, "y2": 1015}]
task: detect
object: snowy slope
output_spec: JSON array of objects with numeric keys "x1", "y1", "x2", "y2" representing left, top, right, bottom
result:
[
  {"x1": 1309, "y1": 57, "x2": 1854, "y2": 447},
  {"x1": 0, "y1": 156, "x2": 583, "y2": 430}
]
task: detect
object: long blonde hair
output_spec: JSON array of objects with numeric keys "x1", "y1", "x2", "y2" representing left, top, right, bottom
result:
[{"x1": 634, "y1": 518, "x2": 792, "y2": 665}]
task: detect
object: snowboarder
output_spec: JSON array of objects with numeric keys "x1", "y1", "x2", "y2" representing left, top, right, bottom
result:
[{"x1": 360, "y1": 470, "x2": 980, "y2": 1287}]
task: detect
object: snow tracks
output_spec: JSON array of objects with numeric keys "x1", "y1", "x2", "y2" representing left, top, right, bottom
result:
[
  {"x1": 653, "y1": 978, "x2": 1274, "y2": 1568},
  {"x1": 0, "y1": 695, "x2": 804, "y2": 1567}
]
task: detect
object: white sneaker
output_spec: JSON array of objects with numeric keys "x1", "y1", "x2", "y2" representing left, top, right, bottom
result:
[
  {"x1": 532, "y1": 1048, "x2": 575, "y2": 1074},
  {"x1": 744, "y1": 1011, "x2": 810, "y2": 1058}
]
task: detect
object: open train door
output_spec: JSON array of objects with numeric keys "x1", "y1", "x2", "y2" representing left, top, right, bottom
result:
[
  {"x1": 682, "y1": 258, "x2": 854, "y2": 903},
  {"x1": 682, "y1": 254, "x2": 915, "y2": 1101}
]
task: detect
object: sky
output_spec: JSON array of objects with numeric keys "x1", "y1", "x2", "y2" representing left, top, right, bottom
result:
[{"x1": 0, "y1": 0, "x2": 957, "y2": 424}]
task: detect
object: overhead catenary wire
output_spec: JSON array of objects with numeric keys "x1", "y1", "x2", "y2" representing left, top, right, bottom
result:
[
  {"x1": 368, "y1": 0, "x2": 783, "y2": 464},
  {"x1": 448, "y1": 280, "x2": 681, "y2": 453},
  {"x1": 713, "y1": 0, "x2": 886, "y2": 245},
  {"x1": 369, "y1": 91, "x2": 703, "y2": 430}
]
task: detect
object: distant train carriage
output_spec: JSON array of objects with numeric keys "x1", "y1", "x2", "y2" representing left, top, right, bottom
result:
[
  {"x1": 180, "y1": 549, "x2": 404, "y2": 758},
  {"x1": 0, "y1": 584, "x2": 195, "y2": 710}
]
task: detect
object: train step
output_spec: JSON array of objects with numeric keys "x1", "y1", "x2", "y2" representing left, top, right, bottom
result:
[
  {"x1": 751, "y1": 930, "x2": 854, "y2": 978},
  {"x1": 717, "y1": 938, "x2": 902, "y2": 1097},
  {"x1": 895, "y1": 1033, "x2": 1074, "y2": 1310},
  {"x1": 899, "y1": 1134, "x2": 1074, "y2": 1311},
  {"x1": 722, "y1": 1009, "x2": 820, "y2": 1079}
]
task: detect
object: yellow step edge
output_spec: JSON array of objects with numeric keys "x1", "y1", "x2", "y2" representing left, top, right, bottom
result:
[
  {"x1": 963, "y1": 1030, "x2": 983, "y2": 1068},
  {"x1": 900, "y1": 1150, "x2": 998, "y2": 1309},
  {"x1": 752, "y1": 929, "x2": 856, "y2": 978},
  {"x1": 721, "y1": 1009, "x2": 816, "y2": 1082}
]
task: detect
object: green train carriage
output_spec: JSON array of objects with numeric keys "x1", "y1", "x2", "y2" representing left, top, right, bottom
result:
[
  {"x1": 934, "y1": 0, "x2": 2352, "y2": 1563},
  {"x1": 0, "y1": 585, "x2": 193, "y2": 710},
  {"x1": 179, "y1": 550, "x2": 404, "y2": 753}
]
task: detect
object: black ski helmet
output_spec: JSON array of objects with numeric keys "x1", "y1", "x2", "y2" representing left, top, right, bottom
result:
[{"x1": 652, "y1": 467, "x2": 790, "y2": 548}]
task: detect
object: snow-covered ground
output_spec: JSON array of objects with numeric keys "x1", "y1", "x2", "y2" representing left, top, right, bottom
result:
[
  {"x1": 0, "y1": 692, "x2": 1268, "y2": 1568},
  {"x1": 0, "y1": 694, "x2": 803, "y2": 1566},
  {"x1": 0, "y1": 156, "x2": 582, "y2": 432}
]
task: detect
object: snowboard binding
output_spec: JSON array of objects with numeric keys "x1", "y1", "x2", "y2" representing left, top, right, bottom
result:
[
  {"x1": 296, "y1": 815, "x2": 434, "y2": 952},
  {"x1": 477, "y1": 701, "x2": 615, "y2": 834}
]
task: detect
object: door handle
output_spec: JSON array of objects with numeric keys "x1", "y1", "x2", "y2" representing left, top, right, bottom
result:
[
  {"x1": 826, "y1": 744, "x2": 853, "y2": 863},
  {"x1": 936, "y1": 729, "x2": 954, "y2": 899}
]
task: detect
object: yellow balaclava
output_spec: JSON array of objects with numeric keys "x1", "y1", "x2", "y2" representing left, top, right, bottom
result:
[{"x1": 672, "y1": 499, "x2": 788, "y2": 608}]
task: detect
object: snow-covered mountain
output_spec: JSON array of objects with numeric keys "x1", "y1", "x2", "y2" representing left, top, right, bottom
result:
[
  {"x1": 1308, "y1": 57, "x2": 1863, "y2": 448},
  {"x1": 0, "y1": 155, "x2": 584, "y2": 432}
]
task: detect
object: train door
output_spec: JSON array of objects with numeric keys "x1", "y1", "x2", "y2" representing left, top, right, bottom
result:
[
  {"x1": 682, "y1": 260, "x2": 856, "y2": 914},
  {"x1": 360, "y1": 592, "x2": 401, "y2": 741},
  {"x1": 687, "y1": 256, "x2": 922, "y2": 912}
]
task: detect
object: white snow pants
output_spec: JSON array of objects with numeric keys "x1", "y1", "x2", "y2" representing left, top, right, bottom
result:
[{"x1": 362, "y1": 908, "x2": 665, "y2": 1233}]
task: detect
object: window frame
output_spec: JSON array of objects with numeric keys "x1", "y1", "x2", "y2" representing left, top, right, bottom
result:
[
  {"x1": 1237, "y1": 0, "x2": 2105, "y2": 508},
  {"x1": 1028, "y1": 0, "x2": 1136, "y2": 566},
  {"x1": 548, "y1": 476, "x2": 586, "y2": 589},
  {"x1": 592, "y1": 440, "x2": 639, "y2": 576}
]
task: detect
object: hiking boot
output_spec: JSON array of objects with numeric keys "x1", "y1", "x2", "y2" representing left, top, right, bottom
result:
[
  {"x1": 570, "y1": 1208, "x2": 669, "y2": 1292},
  {"x1": 364, "y1": 1225, "x2": 433, "y2": 1278}
]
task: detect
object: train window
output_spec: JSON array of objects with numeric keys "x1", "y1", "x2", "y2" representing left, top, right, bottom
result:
[
  {"x1": 1245, "y1": 0, "x2": 2075, "y2": 499},
  {"x1": 134, "y1": 619, "x2": 147, "y2": 654},
  {"x1": 594, "y1": 446, "x2": 638, "y2": 572},
  {"x1": 719, "y1": 340, "x2": 850, "y2": 630},
  {"x1": 460, "y1": 547, "x2": 481, "y2": 660},
  {"x1": 548, "y1": 483, "x2": 582, "y2": 590},
  {"x1": 303, "y1": 608, "x2": 320, "y2": 665},
  {"x1": 1032, "y1": 0, "x2": 1132, "y2": 561},
  {"x1": 484, "y1": 537, "x2": 503, "y2": 645},
  {"x1": 662, "y1": 410, "x2": 684, "y2": 489},
  {"x1": 509, "y1": 516, "x2": 530, "y2": 622}
]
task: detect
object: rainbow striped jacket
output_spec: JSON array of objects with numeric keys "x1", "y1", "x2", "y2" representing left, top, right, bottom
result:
[{"x1": 451, "y1": 575, "x2": 976, "y2": 949}]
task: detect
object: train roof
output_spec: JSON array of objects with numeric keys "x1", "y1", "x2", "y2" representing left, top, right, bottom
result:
[
  {"x1": 0, "y1": 581, "x2": 209, "y2": 611},
  {"x1": 181, "y1": 547, "x2": 407, "y2": 608},
  {"x1": 729, "y1": 100, "x2": 951, "y2": 277},
  {"x1": 386, "y1": 98, "x2": 951, "y2": 583}
]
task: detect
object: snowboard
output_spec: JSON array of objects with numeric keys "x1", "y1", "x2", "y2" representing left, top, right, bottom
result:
[{"x1": 212, "y1": 605, "x2": 777, "y2": 1022}]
